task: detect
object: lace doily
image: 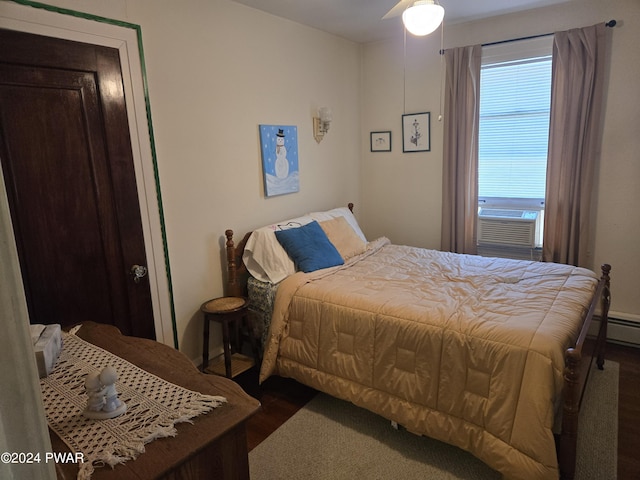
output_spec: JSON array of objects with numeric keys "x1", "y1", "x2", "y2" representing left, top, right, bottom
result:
[{"x1": 40, "y1": 330, "x2": 227, "y2": 480}]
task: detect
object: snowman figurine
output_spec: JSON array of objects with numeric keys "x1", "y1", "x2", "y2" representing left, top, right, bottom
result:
[{"x1": 274, "y1": 129, "x2": 289, "y2": 179}]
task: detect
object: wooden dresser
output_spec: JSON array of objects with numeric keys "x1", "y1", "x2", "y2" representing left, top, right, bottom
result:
[{"x1": 50, "y1": 322, "x2": 260, "y2": 480}]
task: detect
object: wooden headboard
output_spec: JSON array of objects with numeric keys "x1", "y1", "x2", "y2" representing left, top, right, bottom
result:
[{"x1": 225, "y1": 203, "x2": 354, "y2": 297}]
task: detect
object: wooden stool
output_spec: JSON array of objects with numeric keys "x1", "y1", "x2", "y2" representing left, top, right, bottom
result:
[{"x1": 201, "y1": 297, "x2": 258, "y2": 378}]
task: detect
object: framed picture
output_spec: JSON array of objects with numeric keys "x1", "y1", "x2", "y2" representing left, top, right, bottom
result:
[
  {"x1": 370, "y1": 131, "x2": 391, "y2": 152},
  {"x1": 402, "y1": 112, "x2": 431, "y2": 153},
  {"x1": 259, "y1": 124, "x2": 299, "y2": 197}
]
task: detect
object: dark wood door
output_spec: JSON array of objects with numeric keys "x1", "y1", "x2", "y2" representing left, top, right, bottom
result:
[{"x1": 0, "y1": 29, "x2": 155, "y2": 339}]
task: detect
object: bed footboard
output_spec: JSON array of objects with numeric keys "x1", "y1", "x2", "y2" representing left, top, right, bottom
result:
[{"x1": 558, "y1": 263, "x2": 611, "y2": 480}]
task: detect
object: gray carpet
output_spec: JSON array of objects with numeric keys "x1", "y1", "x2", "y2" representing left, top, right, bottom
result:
[{"x1": 250, "y1": 361, "x2": 618, "y2": 479}]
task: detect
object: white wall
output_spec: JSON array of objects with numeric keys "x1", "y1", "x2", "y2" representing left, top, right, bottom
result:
[
  {"x1": 130, "y1": 0, "x2": 362, "y2": 361},
  {"x1": 2, "y1": 0, "x2": 635, "y2": 471},
  {"x1": 360, "y1": 33, "x2": 444, "y2": 248},
  {"x1": 3, "y1": 0, "x2": 638, "y2": 362},
  {"x1": 360, "y1": 0, "x2": 640, "y2": 323},
  {"x1": 1, "y1": 0, "x2": 362, "y2": 362}
]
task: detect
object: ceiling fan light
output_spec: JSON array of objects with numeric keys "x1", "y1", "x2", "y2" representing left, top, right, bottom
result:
[{"x1": 402, "y1": 1, "x2": 445, "y2": 36}]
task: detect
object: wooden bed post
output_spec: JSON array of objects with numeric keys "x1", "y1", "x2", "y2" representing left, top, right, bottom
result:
[
  {"x1": 559, "y1": 348, "x2": 581, "y2": 480},
  {"x1": 225, "y1": 229, "x2": 241, "y2": 298},
  {"x1": 559, "y1": 263, "x2": 612, "y2": 480},
  {"x1": 596, "y1": 264, "x2": 611, "y2": 369},
  {"x1": 225, "y1": 229, "x2": 252, "y2": 298}
]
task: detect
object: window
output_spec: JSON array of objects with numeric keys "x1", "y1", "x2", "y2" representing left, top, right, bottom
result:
[
  {"x1": 478, "y1": 37, "x2": 553, "y2": 209},
  {"x1": 477, "y1": 37, "x2": 553, "y2": 258}
]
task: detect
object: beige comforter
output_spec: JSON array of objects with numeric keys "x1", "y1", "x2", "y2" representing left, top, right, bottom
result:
[{"x1": 260, "y1": 238, "x2": 598, "y2": 479}]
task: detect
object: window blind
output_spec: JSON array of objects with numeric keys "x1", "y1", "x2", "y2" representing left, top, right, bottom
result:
[{"x1": 478, "y1": 41, "x2": 552, "y2": 202}]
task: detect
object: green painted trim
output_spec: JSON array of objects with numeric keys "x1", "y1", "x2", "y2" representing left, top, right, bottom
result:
[
  {"x1": 9, "y1": 0, "x2": 138, "y2": 29},
  {"x1": 8, "y1": 0, "x2": 179, "y2": 349}
]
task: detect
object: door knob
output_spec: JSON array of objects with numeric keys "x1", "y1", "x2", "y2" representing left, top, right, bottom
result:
[{"x1": 130, "y1": 264, "x2": 148, "y2": 283}]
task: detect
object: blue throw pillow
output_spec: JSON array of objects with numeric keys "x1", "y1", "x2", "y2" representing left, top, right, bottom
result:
[{"x1": 275, "y1": 221, "x2": 344, "y2": 273}]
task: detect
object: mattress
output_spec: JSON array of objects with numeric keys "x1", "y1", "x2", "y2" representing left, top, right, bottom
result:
[
  {"x1": 259, "y1": 237, "x2": 599, "y2": 479},
  {"x1": 247, "y1": 276, "x2": 278, "y2": 348}
]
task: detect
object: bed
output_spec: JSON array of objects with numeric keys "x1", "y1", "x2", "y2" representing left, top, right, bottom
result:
[{"x1": 225, "y1": 204, "x2": 611, "y2": 480}]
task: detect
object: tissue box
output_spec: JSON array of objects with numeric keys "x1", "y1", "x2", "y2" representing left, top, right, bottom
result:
[{"x1": 32, "y1": 324, "x2": 62, "y2": 378}]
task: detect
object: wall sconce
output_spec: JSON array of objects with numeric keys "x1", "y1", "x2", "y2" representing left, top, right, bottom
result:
[{"x1": 313, "y1": 107, "x2": 332, "y2": 143}]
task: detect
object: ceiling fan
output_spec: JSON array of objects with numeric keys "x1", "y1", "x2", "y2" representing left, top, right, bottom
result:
[{"x1": 383, "y1": 0, "x2": 445, "y2": 36}]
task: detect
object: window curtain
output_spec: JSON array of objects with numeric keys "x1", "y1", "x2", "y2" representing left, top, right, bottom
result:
[
  {"x1": 543, "y1": 23, "x2": 610, "y2": 266},
  {"x1": 441, "y1": 45, "x2": 482, "y2": 254}
]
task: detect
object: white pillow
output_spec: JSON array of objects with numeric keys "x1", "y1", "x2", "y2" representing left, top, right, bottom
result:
[
  {"x1": 242, "y1": 207, "x2": 366, "y2": 284},
  {"x1": 308, "y1": 207, "x2": 367, "y2": 242},
  {"x1": 242, "y1": 215, "x2": 313, "y2": 283}
]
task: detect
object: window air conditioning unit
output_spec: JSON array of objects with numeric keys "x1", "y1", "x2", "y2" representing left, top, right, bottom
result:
[{"x1": 478, "y1": 209, "x2": 540, "y2": 248}]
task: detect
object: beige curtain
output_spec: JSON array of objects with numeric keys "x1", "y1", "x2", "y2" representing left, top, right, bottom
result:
[
  {"x1": 543, "y1": 23, "x2": 610, "y2": 266},
  {"x1": 441, "y1": 45, "x2": 482, "y2": 254}
]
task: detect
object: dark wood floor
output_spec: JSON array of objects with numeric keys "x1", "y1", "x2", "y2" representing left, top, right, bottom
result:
[{"x1": 236, "y1": 341, "x2": 640, "y2": 479}]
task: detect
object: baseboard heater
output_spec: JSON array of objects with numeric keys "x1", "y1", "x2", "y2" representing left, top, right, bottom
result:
[{"x1": 589, "y1": 315, "x2": 640, "y2": 347}]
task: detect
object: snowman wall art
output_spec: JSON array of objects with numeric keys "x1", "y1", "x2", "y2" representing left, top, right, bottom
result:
[{"x1": 259, "y1": 125, "x2": 300, "y2": 197}]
